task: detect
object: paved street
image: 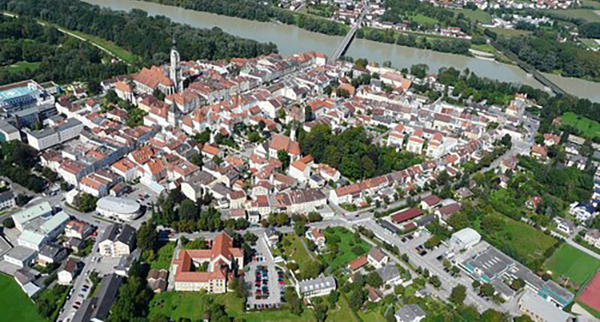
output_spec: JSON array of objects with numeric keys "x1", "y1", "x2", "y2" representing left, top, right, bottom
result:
[{"x1": 360, "y1": 218, "x2": 508, "y2": 313}]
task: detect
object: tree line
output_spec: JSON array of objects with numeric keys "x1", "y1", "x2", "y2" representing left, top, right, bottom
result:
[
  {"x1": 140, "y1": 0, "x2": 348, "y2": 36},
  {"x1": 0, "y1": 0, "x2": 278, "y2": 68},
  {"x1": 498, "y1": 31, "x2": 600, "y2": 82},
  {"x1": 0, "y1": 15, "x2": 128, "y2": 87}
]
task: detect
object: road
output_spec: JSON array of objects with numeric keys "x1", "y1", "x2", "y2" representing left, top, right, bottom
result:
[{"x1": 360, "y1": 218, "x2": 506, "y2": 313}]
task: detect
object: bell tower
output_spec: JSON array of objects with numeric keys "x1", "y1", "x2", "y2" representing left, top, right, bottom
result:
[{"x1": 170, "y1": 36, "x2": 182, "y2": 93}]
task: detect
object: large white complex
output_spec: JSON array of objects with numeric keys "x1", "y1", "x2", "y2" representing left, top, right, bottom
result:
[{"x1": 96, "y1": 196, "x2": 141, "y2": 221}]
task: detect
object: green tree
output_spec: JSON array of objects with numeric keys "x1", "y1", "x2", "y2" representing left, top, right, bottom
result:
[
  {"x1": 366, "y1": 271, "x2": 383, "y2": 288},
  {"x1": 450, "y1": 284, "x2": 467, "y2": 305},
  {"x1": 278, "y1": 150, "x2": 290, "y2": 170},
  {"x1": 136, "y1": 221, "x2": 158, "y2": 252}
]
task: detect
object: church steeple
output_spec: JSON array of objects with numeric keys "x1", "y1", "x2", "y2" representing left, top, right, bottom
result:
[{"x1": 170, "y1": 36, "x2": 182, "y2": 93}]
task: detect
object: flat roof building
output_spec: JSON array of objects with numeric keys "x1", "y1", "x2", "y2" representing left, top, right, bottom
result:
[
  {"x1": 449, "y1": 228, "x2": 481, "y2": 251},
  {"x1": 518, "y1": 291, "x2": 570, "y2": 322},
  {"x1": 96, "y1": 196, "x2": 141, "y2": 221}
]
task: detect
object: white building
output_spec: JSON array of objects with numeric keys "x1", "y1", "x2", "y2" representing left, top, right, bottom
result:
[
  {"x1": 98, "y1": 224, "x2": 136, "y2": 257},
  {"x1": 25, "y1": 118, "x2": 83, "y2": 150},
  {"x1": 449, "y1": 228, "x2": 481, "y2": 251},
  {"x1": 96, "y1": 196, "x2": 141, "y2": 221},
  {"x1": 296, "y1": 275, "x2": 336, "y2": 299}
]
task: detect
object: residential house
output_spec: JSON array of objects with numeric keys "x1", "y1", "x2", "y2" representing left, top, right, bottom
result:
[
  {"x1": 98, "y1": 224, "x2": 136, "y2": 257},
  {"x1": 367, "y1": 248, "x2": 389, "y2": 269}
]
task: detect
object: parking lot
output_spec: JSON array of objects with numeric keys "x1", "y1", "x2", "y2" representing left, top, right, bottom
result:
[{"x1": 244, "y1": 236, "x2": 283, "y2": 310}]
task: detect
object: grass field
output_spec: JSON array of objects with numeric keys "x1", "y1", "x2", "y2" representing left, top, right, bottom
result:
[
  {"x1": 488, "y1": 27, "x2": 533, "y2": 38},
  {"x1": 561, "y1": 112, "x2": 600, "y2": 139},
  {"x1": 581, "y1": 38, "x2": 600, "y2": 51},
  {"x1": 67, "y1": 30, "x2": 139, "y2": 64},
  {"x1": 322, "y1": 227, "x2": 371, "y2": 270},
  {"x1": 452, "y1": 9, "x2": 492, "y2": 23},
  {"x1": 478, "y1": 214, "x2": 558, "y2": 265},
  {"x1": 326, "y1": 294, "x2": 359, "y2": 322},
  {"x1": 0, "y1": 274, "x2": 44, "y2": 322},
  {"x1": 283, "y1": 234, "x2": 316, "y2": 273},
  {"x1": 410, "y1": 14, "x2": 440, "y2": 26},
  {"x1": 582, "y1": 0, "x2": 600, "y2": 9},
  {"x1": 544, "y1": 244, "x2": 600, "y2": 287},
  {"x1": 148, "y1": 241, "x2": 176, "y2": 270},
  {"x1": 544, "y1": 8, "x2": 600, "y2": 23},
  {"x1": 6, "y1": 61, "x2": 40, "y2": 73},
  {"x1": 150, "y1": 292, "x2": 313, "y2": 321}
]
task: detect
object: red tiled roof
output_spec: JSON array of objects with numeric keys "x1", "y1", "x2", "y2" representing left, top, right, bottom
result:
[
  {"x1": 391, "y1": 208, "x2": 423, "y2": 224},
  {"x1": 347, "y1": 256, "x2": 368, "y2": 270}
]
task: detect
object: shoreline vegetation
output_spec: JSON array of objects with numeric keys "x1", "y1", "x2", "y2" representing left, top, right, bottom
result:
[{"x1": 137, "y1": 0, "x2": 600, "y2": 83}]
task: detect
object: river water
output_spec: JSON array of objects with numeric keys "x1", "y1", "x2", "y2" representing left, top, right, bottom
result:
[{"x1": 83, "y1": 0, "x2": 600, "y2": 102}]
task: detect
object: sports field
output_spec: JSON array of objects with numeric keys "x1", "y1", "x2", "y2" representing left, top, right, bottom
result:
[
  {"x1": 544, "y1": 244, "x2": 600, "y2": 287},
  {"x1": 0, "y1": 274, "x2": 44, "y2": 322}
]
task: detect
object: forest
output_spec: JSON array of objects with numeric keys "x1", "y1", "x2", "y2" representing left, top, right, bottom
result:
[
  {"x1": 0, "y1": 0, "x2": 278, "y2": 67},
  {"x1": 357, "y1": 28, "x2": 472, "y2": 55},
  {"x1": 298, "y1": 124, "x2": 422, "y2": 181},
  {"x1": 0, "y1": 15, "x2": 128, "y2": 87},
  {"x1": 498, "y1": 32, "x2": 600, "y2": 82},
  {"x1": 141, "y1": 0, "x2": 348, "y2": 36}
]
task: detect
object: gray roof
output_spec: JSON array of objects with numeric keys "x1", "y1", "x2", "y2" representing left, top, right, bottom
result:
[
  {"x1": 519, "y1": 291, "x2": 570, "y2": 322},
  {"x1": 376, "y1": 264, "x2": 400, "y2": 281},
  {"x1": 298, "y1": 275, "x2": 336, "y2": 294},
  {"x1": 463, "y1": 247, "x2": 513, "y2": 280},
  {"x1": 93, "y1": 274, "x2": 124, "y2": 321},
  {"x1": 100, "y1": 224, "x2": 136, "y2": 248},
  {"x1": 379, "y1": 220, "x2": 400, "y2": 234},
  {"x1": 0, "y1": 190, "x2": 14, "y2": 203},
  {"x1": 395, "y1": 304, "x2": 426, "y2": 322}
]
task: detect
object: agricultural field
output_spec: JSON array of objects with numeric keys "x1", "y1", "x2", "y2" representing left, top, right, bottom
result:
[
  {"x1": 560, "y1": 112, "x2": 600, "y2": 139},
  {"x1": 0, "y1": 274, "x2": 44, "y2": 322},
  {"x1": 544, "y1": 244, "x2": 600, "y2": 287}
]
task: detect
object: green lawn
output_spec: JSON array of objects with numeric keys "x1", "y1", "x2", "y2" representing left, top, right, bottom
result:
[
  {"x1": 148, "y1": 241, "x2": 176, "y2": 270},
  {"x1": 470, "y1": 43, "x2": 497, "y2": 54},
  {"x1": 581, "y1": 38, "x2": 600, "y2": 51},
  {"x1": 0, "y1": 274, "x2": 45, "y2": 322},
  {"x1": 6, "y1": 61, "x2": 40, "y2": 73},
  {"x1": 322, "y1": 227, "x2": 371, "y2": 271},
  {"x1": 452, "y1": 9, "x2": 492, "y2": 23},
  {"x1": 283, "y1": 234, "x2": 316, "y2": 273},
  {"x1": 561, "y1": 112, "x2": 600, "y2": 139},
  {"x1": 150, "y1": 291, "x2": 313, "y2": 322},
  {"x1": 488, "y1": 27, "x2": 533, "y2": 38},
  {"x1": 326, "y1": 294, "x2": 359, "y2": 322},
  {"x1": 410, "y1": 14, "x2": 440, "y2": 26},
  {"x1": 544, "y1": 244, "x2": 600, "y2": 287}
]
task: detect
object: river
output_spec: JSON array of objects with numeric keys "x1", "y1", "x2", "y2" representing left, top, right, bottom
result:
[{"x1": 83, "y1": 0, "x2": 600, "y2": 102}]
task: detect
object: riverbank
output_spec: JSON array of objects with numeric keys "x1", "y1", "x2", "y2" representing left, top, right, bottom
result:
[{"x1": 81, "y1": 0, "x2": 600, "y2": 101}]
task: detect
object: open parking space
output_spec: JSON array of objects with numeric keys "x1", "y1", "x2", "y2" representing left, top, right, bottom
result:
[{"x1": 244, "y1": 236, "x2": 283, "y2": 310}]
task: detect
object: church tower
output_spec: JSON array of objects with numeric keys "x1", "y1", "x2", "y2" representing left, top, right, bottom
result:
[{"x1": 170, "y1": 37, "x2": 183, "y2": 93}]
